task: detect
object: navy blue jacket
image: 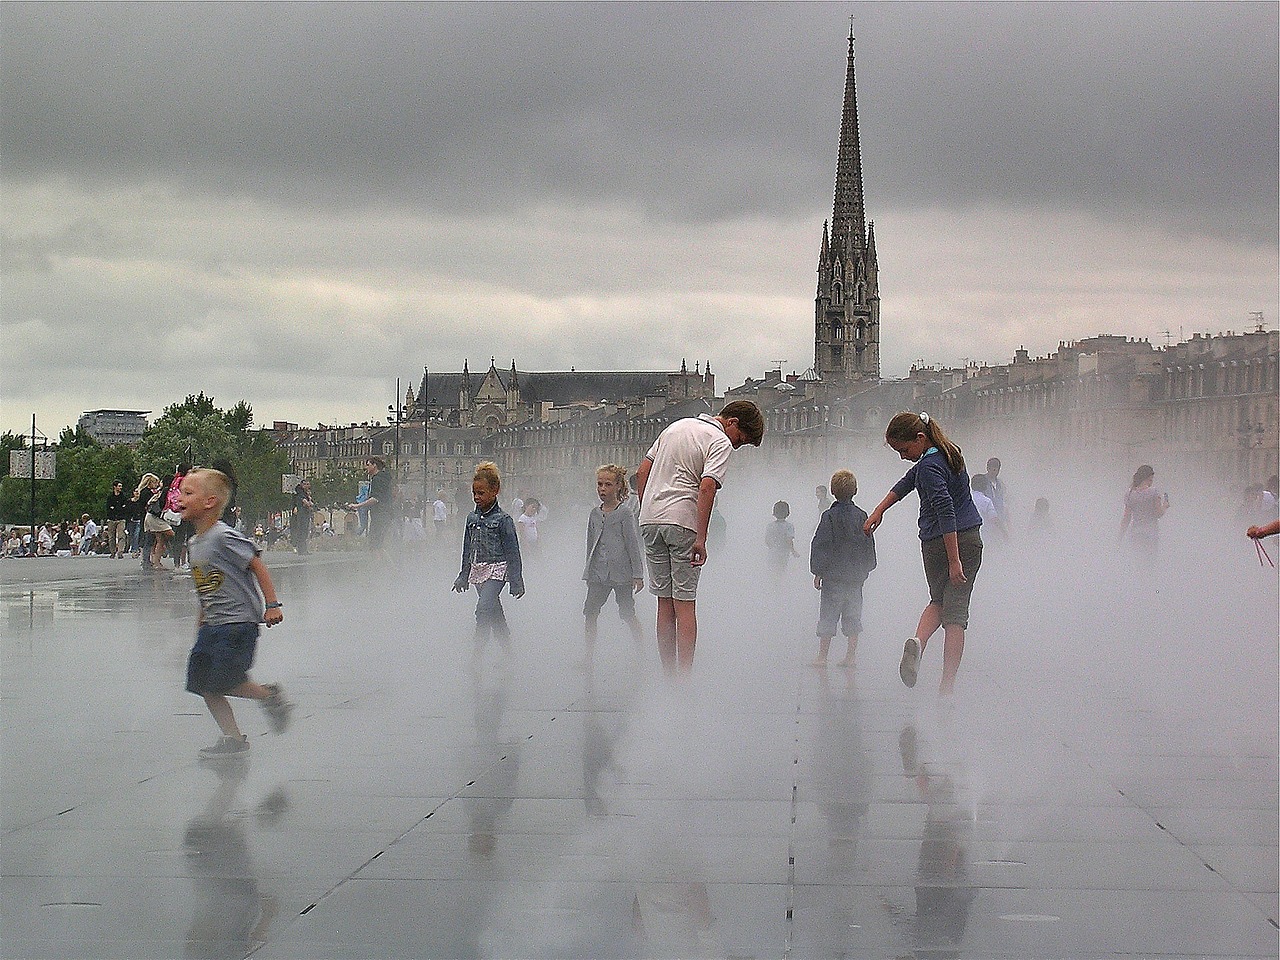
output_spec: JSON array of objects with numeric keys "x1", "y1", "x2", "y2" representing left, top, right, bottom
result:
[
  {"x1": 455, "y1": 501, "x2": 524, "y2": 592},
  {"x1": 890, "y1": 449, "x2": 983, "y2": 542},
  {"x1": 810, "y1": 500, "x2": 877, "y2": 586}
]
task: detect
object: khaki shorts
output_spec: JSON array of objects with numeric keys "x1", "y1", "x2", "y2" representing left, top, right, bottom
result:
[
  {"x1": 641, "y1": 524, "x2": 700, "y2": 601},
  {"x1": 922, "y1": 526, "x2": 983, "y2": 628}
]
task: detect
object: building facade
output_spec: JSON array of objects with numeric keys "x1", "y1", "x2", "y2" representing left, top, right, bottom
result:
[{"x1": 77, "y1": 409, "x2": 149, "y2": 447}]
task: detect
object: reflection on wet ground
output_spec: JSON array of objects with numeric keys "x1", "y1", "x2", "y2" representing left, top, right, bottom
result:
[{"x1": 1, "y1": 552, "x2": 1276, "y2": 959}]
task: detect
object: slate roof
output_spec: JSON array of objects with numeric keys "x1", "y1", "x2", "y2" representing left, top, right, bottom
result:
[{"x1": 417, "y1": 370, "x2": 673, "y2": 408}]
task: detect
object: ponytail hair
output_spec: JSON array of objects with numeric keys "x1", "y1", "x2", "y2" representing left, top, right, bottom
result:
[
  {"x1": 1130, "y1": 464, "x2": 1154, "y2": 489},
  {"x1": 596, "y1": 463, "x2": 629, "y2": 500},
  {"x1": 885, "y1": 411, "x2": 966, "y2": 474}
]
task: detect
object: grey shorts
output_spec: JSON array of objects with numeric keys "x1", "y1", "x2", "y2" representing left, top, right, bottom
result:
[
  {"x1": 641, "y1": 523, "x2": 700, "y2": 601},
  {"x1": 583, "y1": 581, "x2": 637, "y2": 619},
  {"x1": 921, "y1": 526, "x2": 983, "y2": 628}
]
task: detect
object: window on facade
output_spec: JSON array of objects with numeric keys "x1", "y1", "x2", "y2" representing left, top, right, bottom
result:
[
  {"x1": 832, "y1": 282, "x2": 842, "y2": 306},
  {"x1": 455, "y1": 443, "x2": 464, "y2": 455},
  {"x1": 383, "y1": 442, "x2": 393, "y2": 455}
]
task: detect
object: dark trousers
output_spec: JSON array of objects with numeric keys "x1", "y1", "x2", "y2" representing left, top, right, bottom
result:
[{"x1": 474, "y1": 579, "x2": 510, "y2": 643}]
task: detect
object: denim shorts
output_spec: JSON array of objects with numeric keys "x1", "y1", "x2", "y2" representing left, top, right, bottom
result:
[
  {"x1": 186, "y1": 621, "x2": 259, "y2": 695},
  {"x1": 641, "y1": 524, "x2": 700, "y2": 601}
]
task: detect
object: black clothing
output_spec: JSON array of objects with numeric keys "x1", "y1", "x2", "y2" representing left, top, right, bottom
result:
[
  {"x1": 810, "y1": 500, "x2": 877, "y2": 586},
  {"x1": 105, "y1": 491, "x2": 131, "y2": 522},
  {"x1": 292, "y1": 487, "x2": 315, "y2": 552},
  {"x1": 366, "y1": 469, "x2": 392, "y2": 545}
]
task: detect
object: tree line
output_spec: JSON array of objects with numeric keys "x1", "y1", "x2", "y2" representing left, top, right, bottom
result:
[{"x1": 0, "y1": 394, "x2": 295, "y2": 527}]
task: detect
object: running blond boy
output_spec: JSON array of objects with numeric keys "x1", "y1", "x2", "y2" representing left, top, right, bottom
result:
[{"x1": 178, "y1": 468, "x2": 294, "y2": 759}]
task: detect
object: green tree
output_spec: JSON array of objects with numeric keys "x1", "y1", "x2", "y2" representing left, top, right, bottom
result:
[
  {"x1": 0, "y1": 440, "x2": 137, "y2": 525},
  {"x1": 57, "y1": 425, "x2": 100, "y2": 449},
  {"x1": 310, "y1": 464, "x2": 366, "y2": 511},
  {"x1": 134, "y1": 394, "x2": 290, "y2": 526}
]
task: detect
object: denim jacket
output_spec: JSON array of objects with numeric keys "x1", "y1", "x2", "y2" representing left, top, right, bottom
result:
[{"x1": 454, "y1": 502, "x2": 523, "y2": 592}]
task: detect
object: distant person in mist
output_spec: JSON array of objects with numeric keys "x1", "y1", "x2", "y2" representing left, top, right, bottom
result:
[
  {"x1": 582, "y1": 464, "x2": 646, "y2": 670},
  {"x1": 1118, "y1": 464, "x2": 1168, "y2": 560},
  {"x1": 969, "y1": 474, "x2": 1007, "y2": 542},
  {"x1": 344, "y1": 457, "x2": 391, "y2": 553},
  {"x1": 810, "y1": 470, "x2": 876, "y2": 669},
  {"x1": 983, "y1": 457, "x2": 1009, "y2": 524},
  {"x1": 864, "y1": 412, "x2": 983, "y2": 697},
  {"x1": 765, "y1": 501, "x2": 800, "y2": 576},
  {"x1": 291, "y1": 479, "x2": 316, "y2": 555},
  {"x1": 453, "y1": 462, "x2": 524, "y2": 658},
  {"x1": 516, "y1": 498, "x2": 545, "y2": 554},
  {"x1": 634, "y1": 400, "x2": 764, "y2": 676},
  {"x1": 1027, "y1": 497, "x2": 1053, "y2": 541}
]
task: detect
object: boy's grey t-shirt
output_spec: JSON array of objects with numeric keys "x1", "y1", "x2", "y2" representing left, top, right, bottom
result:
[{"x1": 188, "y1": 520, "x2": 263, "y2": 625}]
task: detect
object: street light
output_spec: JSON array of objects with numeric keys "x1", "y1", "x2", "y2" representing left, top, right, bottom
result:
[{"x1": 388, "y1": 377, "x2": 403, "y2": 477}]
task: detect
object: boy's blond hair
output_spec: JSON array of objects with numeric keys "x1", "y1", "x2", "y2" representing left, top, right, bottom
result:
[
  {"x1": 187, "y1": 468, "x2": 233, "y2": 514},
  {"x1": 830, "y1": 469, "x2": 858, "y2": 500},
  {"x1": 473, "y1": 461, "x2": 501, "y2": 490}
]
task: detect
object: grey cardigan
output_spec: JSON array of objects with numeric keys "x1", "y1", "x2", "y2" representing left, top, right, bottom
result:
[{"x1": 582, "y1": 500, "x2": 645, "y2": 583}]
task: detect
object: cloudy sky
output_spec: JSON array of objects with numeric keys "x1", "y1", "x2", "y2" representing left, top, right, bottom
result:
[{"x1": 3, "y1": 1, "x2": 1276, "y2": 436}]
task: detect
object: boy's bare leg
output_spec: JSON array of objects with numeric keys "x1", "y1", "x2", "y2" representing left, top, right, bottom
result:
[
  {"x1": 813, "y1": 636, "x2": 832, "y2": 667},
  {"x1": 203, "y1": 694, "x2": 243, "y2": 738},
  {"x1": 673, "y1": 599, "x2": 697, "y2": 674},
  {"x1": 625, "y1": 614, "x2": 645, "y2": 650},
  {"x1": 223, "y1": 680, "x2": 273, "y2": 701},
  {"x1": 838, "y1": 633, "x2": 858, "y2": 667},
  {"x1": 583, "y1": 614, "x2": 599, "y2": 668},
  {"x1": 656, "y1": 598, "x2": 677, "y2": 676},
  {"x1": 938, "y1": 624, "x2": 965, "y2": 696},
  {"x1": 914, "y1": 603, "x2": 943, "y2": 654}
]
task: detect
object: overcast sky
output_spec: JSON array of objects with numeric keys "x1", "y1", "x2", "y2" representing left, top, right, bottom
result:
[{"x1": 3, "y1": 1, "x2": 1277, "y2": 437}]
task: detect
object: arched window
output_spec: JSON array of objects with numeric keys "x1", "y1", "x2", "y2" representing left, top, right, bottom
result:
[{"x1": 832, "y1": 281, "x2": 843, "y2": 306}]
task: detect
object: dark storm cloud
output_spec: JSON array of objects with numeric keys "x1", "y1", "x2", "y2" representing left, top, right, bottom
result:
[{"x1": 3, "y1": 1, "x2": 1276, "y2": 237}]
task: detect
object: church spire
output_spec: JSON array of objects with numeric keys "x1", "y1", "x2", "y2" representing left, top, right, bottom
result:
[
  {"x1": 814, "y1": 25, "x2": 880, "y2": 386},
  {"x1": 831, "y1": 30, "x2": 866, "y2": 254}
]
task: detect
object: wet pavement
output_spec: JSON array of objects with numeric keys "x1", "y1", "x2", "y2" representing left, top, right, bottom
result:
[{"x1": 1, "y1": 544, "x2": 1277, "y2": 959}]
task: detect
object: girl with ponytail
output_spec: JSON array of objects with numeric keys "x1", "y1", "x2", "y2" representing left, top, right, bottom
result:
[{"x1": 864, "y1": 412, "x2": 984, "y2": 696}]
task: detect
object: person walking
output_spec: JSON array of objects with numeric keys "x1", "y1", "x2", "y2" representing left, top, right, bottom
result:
[
  {"x1": 104, "y1": 481, "x2": 130, "y2": 558},
  {"x1": 864, "y1": 412, "x2": 983, "y2": 697}
]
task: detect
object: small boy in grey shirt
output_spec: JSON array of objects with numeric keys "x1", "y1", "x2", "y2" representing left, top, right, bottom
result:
[{"x1": 179, "y1": 468, "x2": 293, "y2": 760}]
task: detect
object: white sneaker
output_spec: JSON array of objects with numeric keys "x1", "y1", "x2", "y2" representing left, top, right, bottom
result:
[{"x1": 899, "y1": 637, "x2": 920, "y2": 688}]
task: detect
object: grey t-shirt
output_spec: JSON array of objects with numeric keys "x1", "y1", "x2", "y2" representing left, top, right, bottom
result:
[{"x1": 188, "y1": 521, "x2": 263, "y2": 625}]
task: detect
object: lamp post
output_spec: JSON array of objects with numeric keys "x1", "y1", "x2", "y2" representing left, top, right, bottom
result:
[
  {"x1": 388, "y1": 377, "x2": 403, "y2": 476},
  {"x1": 430, "y1": 366, "x2": 435, "y2": 506}
]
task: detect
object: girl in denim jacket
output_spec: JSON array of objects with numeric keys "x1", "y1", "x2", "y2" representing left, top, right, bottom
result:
[{"x1": 453, "y1": 462, "x2": 525, "y2": 652}]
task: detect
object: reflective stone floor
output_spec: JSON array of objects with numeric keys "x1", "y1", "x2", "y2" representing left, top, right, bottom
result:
[{"x1": 2, "y1": 542, "x2": 1276, "y2": 959}]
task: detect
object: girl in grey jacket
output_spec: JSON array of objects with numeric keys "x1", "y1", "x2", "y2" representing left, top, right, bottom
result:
[{"x1": 582, "y1": 465, "x2": 646, "y2": 668}]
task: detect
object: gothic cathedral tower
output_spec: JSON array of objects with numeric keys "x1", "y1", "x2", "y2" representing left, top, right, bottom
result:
[{"x1": 815, "y1": 27, "x2": 880, "y2": 384}]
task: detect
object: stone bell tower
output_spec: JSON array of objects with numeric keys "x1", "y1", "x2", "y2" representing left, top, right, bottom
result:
[{"x1": 814, "y1": 26, "x2": 880, "y2": 384}]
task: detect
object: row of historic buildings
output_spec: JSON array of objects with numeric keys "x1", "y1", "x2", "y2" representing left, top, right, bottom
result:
[
  {"x1": 83, "y1": 28, "x2": 1277, "y2": 505},
  {"x1": 265, "y1": 25, "x2": 1275, "y2": 503}
]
